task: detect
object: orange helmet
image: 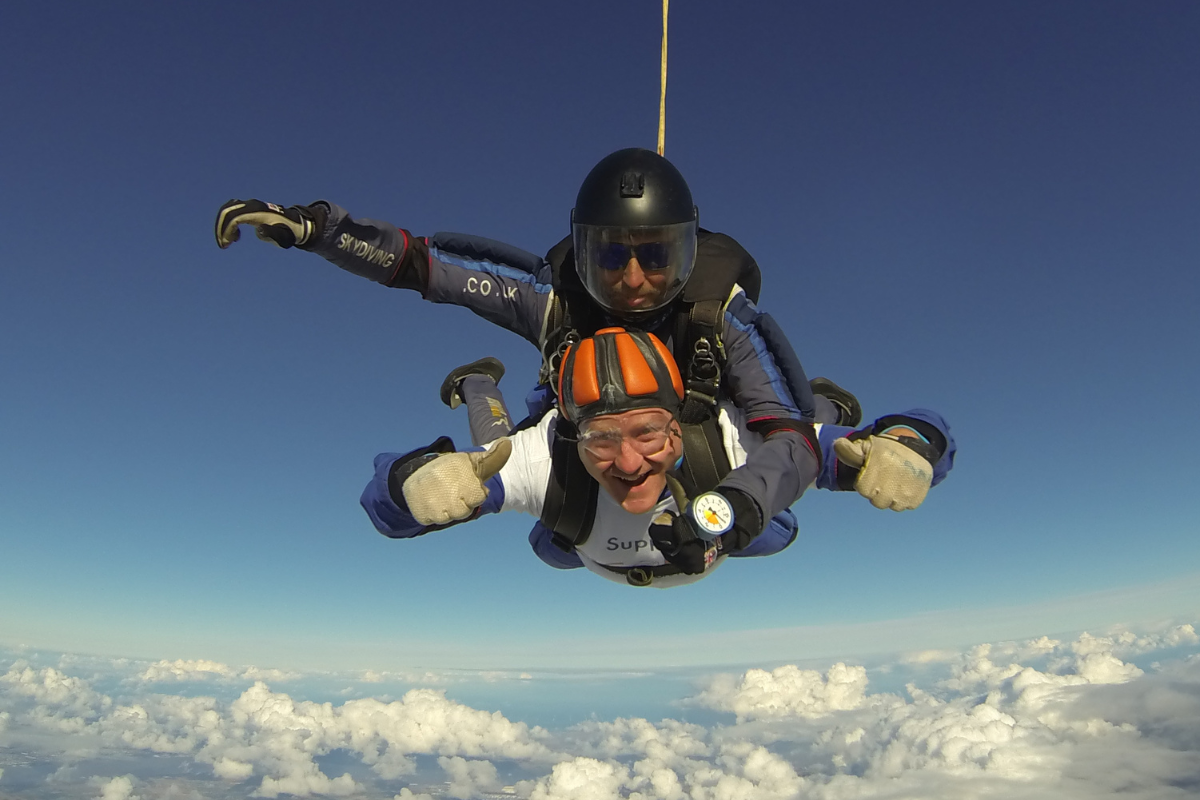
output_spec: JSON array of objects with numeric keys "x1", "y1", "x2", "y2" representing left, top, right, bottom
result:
[{"x1": 558, "y1": 328, "x2": 685, "y2": 424}]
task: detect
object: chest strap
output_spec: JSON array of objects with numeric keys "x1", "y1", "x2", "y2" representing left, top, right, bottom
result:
[
  {"x1": 676, "y1": 416, "x2": 731, "y2": 500},
  {"x1": 539, "y1": 417, "x2": 599, "y2": 552},
  {"x1": 597, "y1": 556, "x2": 729, "y2": 587}
]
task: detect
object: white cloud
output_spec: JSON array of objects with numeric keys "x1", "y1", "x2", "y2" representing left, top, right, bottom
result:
[
  {"x1": 690, "y1": 663, "x2": 870, "y2": 722},
  {"x1": 94, "y1": 775, "x2": 139, "y2": 800},
  {"x1": 241, "y1": 666, "x2": 300, "y2": 682},
  {"x1": 523, "y1": 757, "x2": 629, "y2": 800},
  {"x1": 358, "y1": 668, "x2": 537, "y2": 685},
  {"x1": 517, "y1": 741, "x2": 809, "y2": 800},
  {"x1": 139, "y1": 659, "x2": 237, "y2": 682},
  {"x1": 2, "y1": 662, "x2": 112, "y2": 733},
  {"x1": 3, "y1": 662, "x2": 107, "y2": 708},
  {"x1": 136, "y1": 659, "x2": 301, "y2": 684},
  {"x1": 1, "y1": 660, "x2": 557, "y2": 797},
  {"x1": 2, "y1": 623, "x2": 1199, "y2": 799},
  {"x1": 899, "y1": 649, "x2": 959, "y2": 665},
  {"x1": 212, "y1": 755, "x2": 254, "y2": 780},
  {"x1": 361, "y1": 669, "x2": 451, "y2": 684},
  {"x1": 439, "y1": 755, "x2": 501, "y2": 798},
  {"x1": 1082, "y1": 624, "x2": 1199, "y2": 659},
  {"x1": 395, "y1": 789, "x2": 435, "y2": 800},
  {"x1": 256, "y1": 765, "x2": 358, "y2": 798}
]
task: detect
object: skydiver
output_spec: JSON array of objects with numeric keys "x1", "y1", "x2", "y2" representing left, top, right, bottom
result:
[
  {"x1": 215, "y1": 148, "x2": 862, "y2": 559},
  {"x1": 364, "y1": 328, "x2": 954, "y2": 586}
]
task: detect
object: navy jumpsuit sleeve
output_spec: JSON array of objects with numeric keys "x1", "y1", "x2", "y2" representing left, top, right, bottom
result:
[
  {"x1": 302, "y1": 202, "x2": 553, "y2": 346},
  {"x1": 714, "y1": 293, "x2": 821, "y2": 531}
]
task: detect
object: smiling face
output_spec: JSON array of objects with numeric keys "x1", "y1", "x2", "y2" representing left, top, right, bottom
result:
[{"x1": 576, "y1": 407, "x2": 684, "y2": 514}]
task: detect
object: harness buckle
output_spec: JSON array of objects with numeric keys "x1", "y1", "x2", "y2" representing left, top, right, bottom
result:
[
  {"x1": 541, "y1": 329, "x2": 580, "y2": 391},
  {"x1": 690, "y1": 337, "x2": 719, "y2": 381},
  {"x1": 625, "y1": 567, "x2": 654, "y2": 587}
]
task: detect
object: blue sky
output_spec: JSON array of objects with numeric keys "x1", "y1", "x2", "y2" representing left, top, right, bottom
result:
[{"x1": 2, "y1": 0, "x2": 1199, "y2": 676}]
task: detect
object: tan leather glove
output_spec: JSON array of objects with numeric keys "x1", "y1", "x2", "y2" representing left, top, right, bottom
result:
[
  {"x1": 402, "y1": 439, "x2": 512, "y2": 525},
  {"x1": 833, "y1": 434, "x2": 933, "y2": 511}
]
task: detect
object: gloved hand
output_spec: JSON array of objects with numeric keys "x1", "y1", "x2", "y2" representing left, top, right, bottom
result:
[
  {"x1": 648, "y1": 511, "x2": 717, "y2": 575},
  {"x1": 215, "y1": 199, "x2": 317, "y2": 249},
  {"x1": 833, "y1": 434, "x2": 937, "y2": 511},
  {"x1": 401, "y1": 439, "x2": 512, "y2": 526}
]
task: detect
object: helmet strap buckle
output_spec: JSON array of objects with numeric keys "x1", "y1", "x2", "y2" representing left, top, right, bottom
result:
[{"x1": 543, "y1": 329, "x2": 580, "y2": 394}]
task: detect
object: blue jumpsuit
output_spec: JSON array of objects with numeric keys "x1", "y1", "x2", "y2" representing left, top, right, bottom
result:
[{"x1": 301, "y1": 203, "x2": 822, "y2": 531}]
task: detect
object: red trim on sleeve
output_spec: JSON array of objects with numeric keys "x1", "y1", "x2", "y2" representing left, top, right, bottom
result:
[{"x1": 385, "y1": 228, "x2": 411, "y2": 287}]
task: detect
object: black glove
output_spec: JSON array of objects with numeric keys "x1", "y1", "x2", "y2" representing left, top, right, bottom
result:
[
  {"x1": 215, "y1": 199, "x2": 319, "y2": 250},
  {"x1": 649, "y1": 486, "x2": 764, "y2": 574},
  {"x1": 648, "y1": 511, "x2": 715, "y2": 575}
]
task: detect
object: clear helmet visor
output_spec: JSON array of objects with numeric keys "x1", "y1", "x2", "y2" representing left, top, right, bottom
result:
[{"x1": 572, "y1": 221, "x2": 697, "y2": 316}]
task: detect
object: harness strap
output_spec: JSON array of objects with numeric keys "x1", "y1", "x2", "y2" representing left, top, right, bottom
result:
[
  {"x1": 538, "y1": 295, "x2": 568, "y2": 387},
  {"x1": 539, "y1": 418, "x2": 599, "y2": 552},
  {"x1": 599, "y1": 556, "x2": 728, "y2": 587},
  {"x1": 676, "y1": 417, "x2": 730, "y2": 499},
  {"x1": 676, "y1": 298, "x2": 724, "y2": 425},
  {"x1": 671, "y1": 295, "x2": 732, "y2": 494}
]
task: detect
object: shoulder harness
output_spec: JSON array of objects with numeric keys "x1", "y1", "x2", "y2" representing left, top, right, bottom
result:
[{"x1": 537, "y1": 231, "x2": 761, "y2": 553}]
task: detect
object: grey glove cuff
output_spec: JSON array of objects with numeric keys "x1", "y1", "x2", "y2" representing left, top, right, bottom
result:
[{"x1": 293, "y1": 202, "x2": 329, "y2": 250}]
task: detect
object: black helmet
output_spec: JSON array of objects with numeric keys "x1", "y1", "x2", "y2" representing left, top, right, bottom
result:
[{"x1": 572, "y1": 149, "x2": 699, "y2": 316}]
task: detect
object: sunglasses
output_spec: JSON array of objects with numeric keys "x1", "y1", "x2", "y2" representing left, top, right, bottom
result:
[{"x1": 595, "y1": 242, "x2": 672, "y2": 272}]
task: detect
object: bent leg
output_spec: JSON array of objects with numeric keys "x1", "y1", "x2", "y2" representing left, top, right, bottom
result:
[
  {"x1": 459, "y1": 375, "x2": 514, "y2": 446},
  {"x1": 440, "y1": 357, "x2": 513, "y2": 446},
  {"x1": 810, "y1": 378, "x2": 863, "y2": 427},
  {"x1": 813, "y1": 395, "x2": 841, "y2": 425}
]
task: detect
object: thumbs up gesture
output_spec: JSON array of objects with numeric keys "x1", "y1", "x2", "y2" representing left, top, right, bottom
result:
[
  {"x1": 401, "y1": 439, "x2": 512, "y2": 526},
  {"x1": 833, "y1": 434, "x2": 936, "y2": 511}
]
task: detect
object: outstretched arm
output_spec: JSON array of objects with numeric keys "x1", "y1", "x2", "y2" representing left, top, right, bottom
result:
[
  {"x1": 361, "y1": 437, "x2": 511, "y2": 539},
  {"x1": 216, "y1": 199, "x2": 553, "y2": 346}
]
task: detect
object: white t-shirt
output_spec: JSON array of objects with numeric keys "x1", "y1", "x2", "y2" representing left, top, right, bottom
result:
[{"x1": 497, "y1": 404, "x2": 760, "y2": 587}]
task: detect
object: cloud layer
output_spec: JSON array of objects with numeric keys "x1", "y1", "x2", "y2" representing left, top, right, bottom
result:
[{"x1": 1, "y1": 624, "x2": 1197, "y2": 799}]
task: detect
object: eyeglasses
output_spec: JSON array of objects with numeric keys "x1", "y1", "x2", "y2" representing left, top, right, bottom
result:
[
  {"x1": 595, "y1": 242, "x2": 672, "y2": 272},
  {"x1": 576, "y1": 422, "x2": 674, "y2": 460}
]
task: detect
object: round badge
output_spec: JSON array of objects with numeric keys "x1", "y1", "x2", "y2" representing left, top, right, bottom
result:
[{"x1": 690, "y1": 492, "x2": 734, "y2": 538}]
